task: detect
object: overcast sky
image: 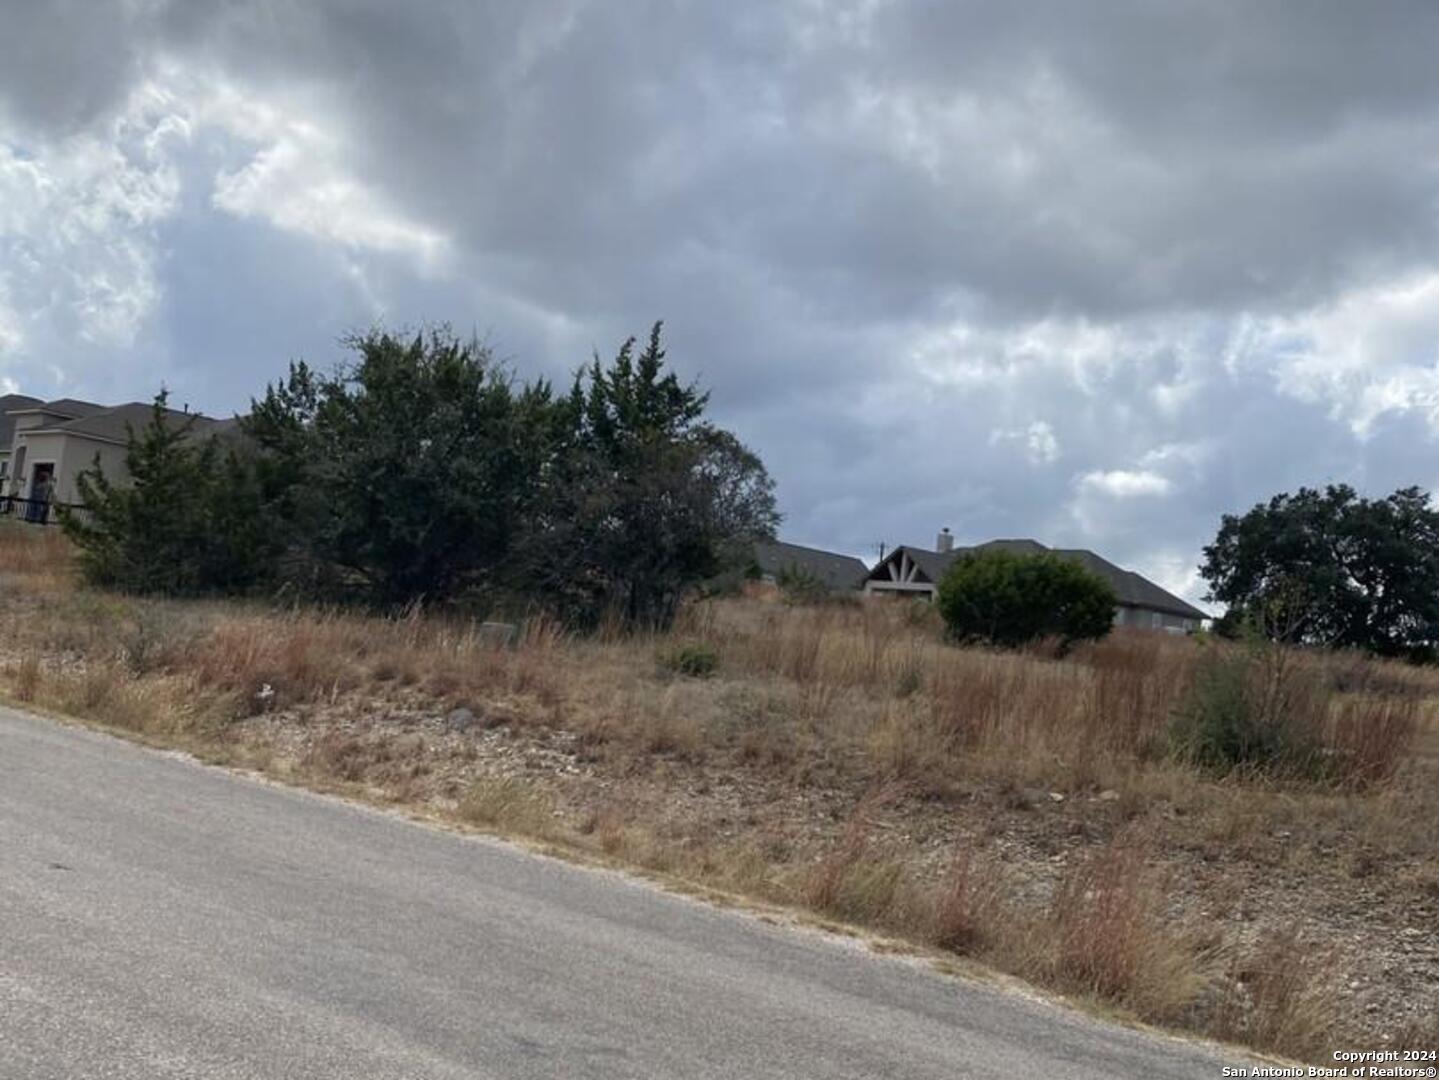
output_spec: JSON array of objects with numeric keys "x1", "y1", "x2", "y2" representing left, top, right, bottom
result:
[{"x1": 4, "y1": 2, "x2": 1439, "y2": 604}]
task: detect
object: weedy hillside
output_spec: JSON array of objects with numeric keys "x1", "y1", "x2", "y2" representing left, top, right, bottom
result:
[{"x1": 1, "y1": 523, "x2": 1435, "y2": 1061}]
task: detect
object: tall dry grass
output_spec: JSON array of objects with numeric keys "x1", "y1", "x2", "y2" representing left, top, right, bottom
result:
[{"x1": 0, "y1": 523, "x2": 1433, "y2": 1060}]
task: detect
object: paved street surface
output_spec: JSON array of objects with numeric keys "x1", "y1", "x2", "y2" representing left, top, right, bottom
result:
[{"x1": 0, "y1": 706, "x2": 1250, "y2": 1078}]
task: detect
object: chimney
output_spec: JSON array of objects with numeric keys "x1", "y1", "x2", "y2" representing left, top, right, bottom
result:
[{"x1": 936, "y1": 527, "x2": 954, "y2": 553}]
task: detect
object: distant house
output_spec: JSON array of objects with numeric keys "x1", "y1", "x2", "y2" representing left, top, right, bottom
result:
[
  {"x1": 863, "y1": 530, "x2": 1206, "y2": 632},
  {"x1": 753, "y1": 540, "x2": 869, "y2": 592},
  {"x1": 3, "y1": 399, "x2": 229, "y2": 516},
  {"x1": 0, "y1": 393, "x2": 45, "y2": 493}
]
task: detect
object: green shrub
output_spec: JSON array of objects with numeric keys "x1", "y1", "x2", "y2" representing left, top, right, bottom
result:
[
  {"x1": 776, "y1": 564, "x2": 831, "y2": 605},
  {"x1": 659, "y1": 643, "x2": 719, "y2": 678},
  {"x1": 1167, "y1": 644, "x2": 1326, "y2": 778},
  {"x1": 935, "y1": 550, "x2": 1117, "y2": 650}
]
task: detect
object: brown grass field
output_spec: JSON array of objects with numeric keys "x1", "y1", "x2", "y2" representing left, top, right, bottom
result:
[{"x1": 2, "y1": 523, "x2": 1437, "y2": 1061}]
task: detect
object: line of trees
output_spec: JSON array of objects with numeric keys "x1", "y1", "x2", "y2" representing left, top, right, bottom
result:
[{"x1": 63, "y1": 323, "x2": 779, "y2": 629}]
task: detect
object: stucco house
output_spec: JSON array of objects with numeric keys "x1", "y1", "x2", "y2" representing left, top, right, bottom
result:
[
  {"x1": 3, "y1": 399, "x2": 226, "y2": 516},
  {"x1": 863, "y1": 530, "x2": 1207, "y2": 632}
]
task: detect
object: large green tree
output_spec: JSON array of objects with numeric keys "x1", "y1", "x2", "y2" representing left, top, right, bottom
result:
[
  {"x1": 935, "y1": 549, "x2": 1117, "y2": 650},
  {"x1": 245, "y1": 329, "x2": 555, "y2": 607},
  {"x1": 1200, "y1": 484, "x2": 1439, "y2": 657},
  {"x1": 523, "y1": 322, "x2": 779, "y2": 628},
  {"x1": 64, "y1": 394, "x2": 268, "y2": 594},
  {"x1": 69, "y1": 323, "x2": 778, "y2": 625}
]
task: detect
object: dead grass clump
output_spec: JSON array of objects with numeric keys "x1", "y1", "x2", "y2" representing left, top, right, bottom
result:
[
  {"x1": 457, "y1": 775, "x2": 556, "y2": 837},
  {"x1": 11, "y1": 653, "x2": 42, "y2": 702},
  {"x1": 929, "y1": 846, "x2": 1004, "y2": 955},
  {"x1": 635, "y1": 703, "x2": 706, "y2": 759},
  {"x1": 1084, "y1": 652, "x2": 1189, "y2": 754},
  {"x1": 802, "y1": 828, "x2": 913, "y2": 928},
  {"x1": 799, "y1": 787, "x2": 925, "y2": 931},
  {"x1": 1211, "y1": 928, "x2": 1343, "y2": 1061},
  {"x1": 1326, "y1": 694, "x2": 1419, "y2": 787},
  {"x1": 1047, "y1": 837, "x2": 1206, "y2": 1022},
  {"x1": 184, "y1": 613, "x2": 364, "y2": 713},
  {"x1": 578, "y1": 800, "x2": 630, "y2": 855},
  {"x1": 304, "y1": 730, "x2": 378, "y2": 783},
  {"x1": 865, "y1": 705, "x2": 959, "y2": 795},
  {"x1": 42, "y1": 661, "x2": 213, "y2": 737},
  {"x1": 0, "y1": 522, "x2": 75, "y2": 590}
]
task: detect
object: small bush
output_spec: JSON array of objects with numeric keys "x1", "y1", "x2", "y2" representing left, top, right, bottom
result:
[
  {"x1": 117, "y1": 603, "x2": 183, "y2": 675},
  {"x1": 658, "y1": 643, "x2": 719, "y2": 678},
  {"x1": 1168, "y1": 644, "x2": 1325, "y2": 779},
  {"x1": 776, "y1": 564, "x2": 831, "y2": 605},
  {"x1": 936, "y1": 550, "x2": 1117, "y2": 650}
]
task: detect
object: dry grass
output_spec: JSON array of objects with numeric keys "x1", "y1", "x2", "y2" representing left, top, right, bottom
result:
[
  {"x1": 0, "y1": 523, "x2": 1434, "y2": 1060},
  {"x1": 1211, "y1": 929, "x2": 1343, "y2": 1062},
  {"x1": 1046, "y1": 835, "x2": 1208, "y2": 1023},
  {"x1": 928, "y1": 846, "x2": 1006, "y2": 955},
  {"x1": 457, "y1": 775, "x2": 558, "y2": 836}
]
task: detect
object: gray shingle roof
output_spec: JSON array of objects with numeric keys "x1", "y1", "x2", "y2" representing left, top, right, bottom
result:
[
  {"x1": 0, "y1": 394, "x2": 44, "y2": 450},
  {"x1": 754, "y1": 540, "x2": 869, "y2": 591},
  {"x1": 51, "y1": 402, "x2": 220, "y2": 444},
  {"x1": 24, "y1": 398, "x2": 106, "y2": 419},
  {"x1": 867, "y1": 540, "x2": 1207, "y2": 620}
]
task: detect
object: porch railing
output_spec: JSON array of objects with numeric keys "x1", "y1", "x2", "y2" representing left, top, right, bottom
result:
[{"x1": 0, "y1": 496, "x2": 86, "y2": 526}]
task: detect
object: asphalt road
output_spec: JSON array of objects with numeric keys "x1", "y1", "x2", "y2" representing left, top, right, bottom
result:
[{"x1": 0, "y1": 706, "x2": 1251, "y2": 1079}]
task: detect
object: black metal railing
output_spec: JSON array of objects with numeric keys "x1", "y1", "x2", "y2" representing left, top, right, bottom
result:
[{"x1": 0, "y1": 496, "x2": 84, "y2": 526}]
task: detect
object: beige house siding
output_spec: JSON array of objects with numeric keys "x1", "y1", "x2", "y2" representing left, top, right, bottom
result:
[
  {"x1": 9, "y1": 431, "x2": 126, "y2": 505},
  {"x1": 1114, "y1": 605, "x2": 1199, "y2": 634}
]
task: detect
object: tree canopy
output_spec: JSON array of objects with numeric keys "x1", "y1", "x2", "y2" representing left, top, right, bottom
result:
[
  {"x1": 63, "y1": 393, "x2": 269, "y2": 594},
  {"x1": 66, "y1": 323, "x2": 779, "y2": 629},
  {"x1": 1199, "y1": 484, "x2": 1439, "y2": 658},
  {"x1": 244, "y1": 330, "x2": 556, "y2": 606},
  {"x1": 935, "y1": 549, "x2": 1117, "y2": 650},
  {"x1": 521, "y1": 323, "x2": 779, "y2": 628}
]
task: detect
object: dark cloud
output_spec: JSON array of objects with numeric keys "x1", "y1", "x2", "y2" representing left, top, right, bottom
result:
[{"x1": 4, "y1": 1, "x2": 1439, "y2": 601}]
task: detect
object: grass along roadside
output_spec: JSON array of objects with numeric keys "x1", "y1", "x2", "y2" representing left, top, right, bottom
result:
[{"x1": 0, "y1": 522, "x2": 1436, "y2": 1061}]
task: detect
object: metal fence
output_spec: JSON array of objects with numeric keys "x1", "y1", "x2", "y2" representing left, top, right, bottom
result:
[{"x1": 0, "y1": 496, "x2": 84, "y2": 526}]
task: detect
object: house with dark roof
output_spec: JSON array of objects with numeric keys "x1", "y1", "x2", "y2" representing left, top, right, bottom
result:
[
  {"x1": 753, "y1": 540, "x2": 870, "y2": 592},
  {"x1": 0, "y1": 393, "x2": 45, "y2": 492},
  {"x1": 863, "y1": 529, "x2": 1207, "y2": 632},
  {"x1": 3, "y1": 398, "x2": 227, "y2": 513}
]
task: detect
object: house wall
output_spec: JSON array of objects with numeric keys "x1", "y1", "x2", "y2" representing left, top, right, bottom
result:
[
  {"x1": 11, "y1": 431, "x2": 69, "y2": 500},
  {"x1": 863, "y1": 580, "x2": 937, "y2": 598},
  {"x1": 1116, "y1": 605, "x2": 1197, "y2": 633},
  {"x1": 10, "y1": 433, "x2": 127, "y2": 505},
  {"x1": 6, "y1": 414, "x2": 77, "y2": 496},
  {"x1": 54, "y1": 436, "x2": 126, "y2": 504}
]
